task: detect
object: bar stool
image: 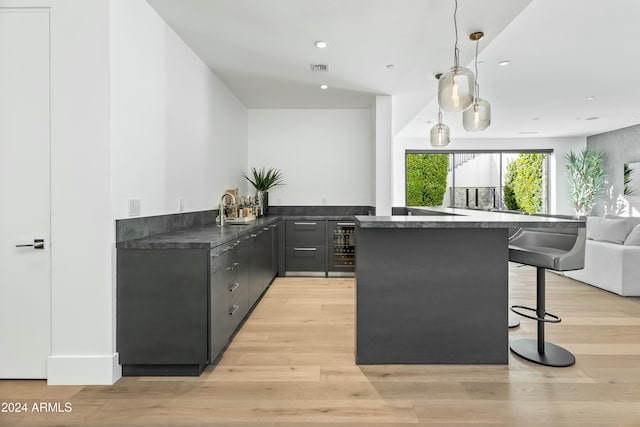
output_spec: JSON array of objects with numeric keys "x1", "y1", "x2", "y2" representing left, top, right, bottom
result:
[
  {"x1": 508, "y1": 226, "x2": 586, "y2": 367},
  {"x1": 506, "y1": 224, "x2": 525, "y2": 329}
]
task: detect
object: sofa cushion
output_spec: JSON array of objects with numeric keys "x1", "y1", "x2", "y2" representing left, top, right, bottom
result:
[
  {"x1": 624, "y1": 224, "x2": 640, "y2": 246},
  {"x1": 587, "y1": 217, "x2": 630, "y2": 243},
  {"x1": 604, "y1": 213, "x2": 640, "y2": 230}
]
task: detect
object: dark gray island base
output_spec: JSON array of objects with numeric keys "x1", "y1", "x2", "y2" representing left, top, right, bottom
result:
[{"x1": 354, "y1": 208, "x2": 585, "y2": 365}]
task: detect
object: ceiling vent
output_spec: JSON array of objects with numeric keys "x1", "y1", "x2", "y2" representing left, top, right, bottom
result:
[{"x1": 310, "y1": 63, "x2": 329, "y2": 72}]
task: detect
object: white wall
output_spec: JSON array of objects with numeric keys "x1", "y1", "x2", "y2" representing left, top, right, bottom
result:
[
  {"x1": 248, "y1": 109, "x2": 372, "y2": 206},
  {"x1": 453, "y1": 154, "x2": 501, "y2": 188},
  {"x1": 49, "y1": 0, "x2": 117, "y2": 385},
  {"x1": 110, "y1": 0, "x2": 248, "y2": 219},
  {"x1": 46, "y1": 0, "x2": 249, "y2": 385},
  {"x1": 374, "y1": 96, "x2": 393, "y2": 215},
  {"x1": 394, "y1": 136, "x2": 587, "y2": 215}
]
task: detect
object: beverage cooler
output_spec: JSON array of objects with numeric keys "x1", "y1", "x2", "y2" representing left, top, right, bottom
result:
[{"x1": 328, "y1": 221, "x2": 356, "y2": 276}]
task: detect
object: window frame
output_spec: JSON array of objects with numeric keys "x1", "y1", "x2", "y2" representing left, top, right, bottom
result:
[{"x1": 405, "y1": 149, "x2": 552, "y2": 211}]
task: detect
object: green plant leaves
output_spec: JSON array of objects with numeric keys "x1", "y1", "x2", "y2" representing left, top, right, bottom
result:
[
  {"x1": 565, "y1": 148, "x2": 606, "y2": 216},
  {"x1": 624, "y1": 163, "x2": 633, "y2": 196},
  {"x1": 505, "y1": 153, "x2": 546, "y2": 214},
  {"x1": 406, "y1": 154, "x2": 449, "y2": 206},
  {"x1": 242, "y1": 167, "x2": 284, "y2": 191}
]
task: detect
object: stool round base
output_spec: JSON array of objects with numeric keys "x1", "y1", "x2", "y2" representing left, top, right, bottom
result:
[
  {"x1": 510, "y1": 338, "x2": 575, "y2": 367},
  {"x1": 508, "y1": 314, "x2": 520, "y2": 328}
]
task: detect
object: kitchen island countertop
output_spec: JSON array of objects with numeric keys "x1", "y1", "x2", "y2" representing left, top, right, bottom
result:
[{"x1": 356, "y1": 207, "x2": 584, "y2": 229}]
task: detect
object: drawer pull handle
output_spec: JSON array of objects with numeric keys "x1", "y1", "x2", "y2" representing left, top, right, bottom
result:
[
  {"x1": 229, "y1": 282, "x2": 240, "y2": 292},
  {"x1": 264, "y1": 227, "x2": 270, "y2": 231},
  {"x1": 229, "y1": 305, "x2": 239, "y2": 316},
  {"x1": 271, "y1": 224, "x2": 277, "y2": 228},
  {"x1": 294, "y1": 222, "x2": 317, "y2": 226},
  {"x1": 251, "y1": 234, "x2": 258, "y2": 238},
  {"x1": 227, "y1": 262, "x2": 239, "y2": 271},
  {"x1": 337, "y1": 222, "x2": 355, "y2": 226},
  {"x1": 294, "y1": 247, "x2": 317, "y2": 252}
]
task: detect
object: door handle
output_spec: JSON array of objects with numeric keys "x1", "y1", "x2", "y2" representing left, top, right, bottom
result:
[{"x1": 16, "y1": 239, "x2": 45, "y2": 249}]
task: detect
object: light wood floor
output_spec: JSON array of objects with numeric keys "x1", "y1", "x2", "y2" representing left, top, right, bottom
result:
[{"x1": 2, "y1": 265, "x2": 640, "y2": 426}]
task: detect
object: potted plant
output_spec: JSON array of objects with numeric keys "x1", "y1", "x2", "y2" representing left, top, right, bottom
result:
[
  {"x1": 565, "y1": 148, "x2": 606, "y2": 216},
  {"x1": 624, "y1": 162, "x2": 634, "y2": 196},
  {"x1": 242, "y1": 167, "x2": 284, "y2": 215}
]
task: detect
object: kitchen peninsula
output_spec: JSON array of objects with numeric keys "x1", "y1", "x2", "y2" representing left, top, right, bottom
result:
[{"x1": 354, "y1": 208, "x2": 585, "y2": 365}]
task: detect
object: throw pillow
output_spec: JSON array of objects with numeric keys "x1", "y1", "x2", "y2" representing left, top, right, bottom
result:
[
  {"x1": 593, "y1": 218, "x2": 630, "y2": 244},
  {"x1": 604, "y1": 213, "x2": 640, "y2": 230},
  {"x1": 624, "y1": 224, "x2": 640, "y2": 246}
]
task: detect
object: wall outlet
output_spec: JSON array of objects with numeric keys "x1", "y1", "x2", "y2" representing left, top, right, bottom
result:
[
  {"x1": 178, "y1": 197, "x2": 184, "y2": 212},
  {"x1": 128, "y1": 198, "x2": 141, "y2": 217}
]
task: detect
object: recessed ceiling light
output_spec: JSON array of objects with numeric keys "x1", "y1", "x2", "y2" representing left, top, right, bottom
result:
[
  {"x1": 319, "y1": 84, "x2": 328, "y2": 90},
  {"x1": 498, "y1": 60, "x2": 510, "y2": 66},
  {"x1": 585, "y1": 116, "x2": 599, "y2": 120},
  {"x1": 586, "y1": 96, "x2": 596, "y2": 100},
  {"x1": 314, "y1": 41, "x2": 328, "y2": 49},
  {"x1": 532, "y1": 117, "x2": 540, "y2": 121},
  {"x1": 519, "y1": 131, "x2": 538, "y2": 135},
  {"x1": 386, "y1": 64, "x2": 395, "y2": 69},
  {"x1": 477, "y1": 60, "x2": 485, "y2": 65}
]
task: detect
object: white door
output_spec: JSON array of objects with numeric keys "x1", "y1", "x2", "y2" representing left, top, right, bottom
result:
[{"x1": 0, "y1": 9, "x2": 51, "y2": 378}]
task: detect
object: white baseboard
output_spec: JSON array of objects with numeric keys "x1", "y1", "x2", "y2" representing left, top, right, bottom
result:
[{"x1": 47, "y1": 353, "x2": 121, "y2": 385}]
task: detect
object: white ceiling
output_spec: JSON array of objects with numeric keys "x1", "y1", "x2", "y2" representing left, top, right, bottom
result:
[{"x1": 147, "y1": 0, "x2": 640, "y2": 139}]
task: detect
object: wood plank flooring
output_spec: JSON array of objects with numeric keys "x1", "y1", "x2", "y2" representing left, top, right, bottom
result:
[{"x1": 2, "y1": 265, "x2": 640, "y2": 426}]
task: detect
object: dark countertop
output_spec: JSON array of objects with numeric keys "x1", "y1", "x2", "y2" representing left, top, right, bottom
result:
[
  {"x1": 356, "y1": 207, "x2": 585, "y2": 229},
  {"x1": 116, "y1": 217, "x2": 279, "y2": 250},
  {"x1": 116, "y1": 215, "x2": 357, "y2": 250}
]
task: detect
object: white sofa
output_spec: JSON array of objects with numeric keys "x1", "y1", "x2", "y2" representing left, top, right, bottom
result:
[{"x1": 564, "y1": 215, "x2": 640, "y2": 296}]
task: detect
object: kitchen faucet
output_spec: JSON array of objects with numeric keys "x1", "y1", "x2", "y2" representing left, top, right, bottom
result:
[{"x1": 219, "y1": 192, "x2": 237, "y2": 226}]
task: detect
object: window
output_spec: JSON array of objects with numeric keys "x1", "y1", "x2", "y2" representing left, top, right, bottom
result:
[{"x1": 405, "y1": 150, "x2": 550, "y2": 213}]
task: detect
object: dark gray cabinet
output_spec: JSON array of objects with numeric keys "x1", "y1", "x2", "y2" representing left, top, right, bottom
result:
[
  {"x1": 117, "y1": 249, "x2": 209, "y2": 376},
  {"x1": 249, "y1": 226, "x2": 274, "y2": 306},
  {"x1": 270, "y1": 222, "x2": 279, "y2": 279},
  {"x1": 210, "y1": 238, "x2": 250, "y2": 362},
  {"x1": 284, "y1": 220, "x2": 327, "y2": 274},
  {"x1": 285, "y1": 220, "x2": 326, "y2": 245},
  {"x1": 117, "y1": 223, "x2": 277, "y2": 376}
]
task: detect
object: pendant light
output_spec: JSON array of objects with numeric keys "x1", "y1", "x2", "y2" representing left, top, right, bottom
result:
[
  {"x1": 438, "y1": 0, "x2": 474, "y2": 113},
  {"x1": 463, "y1": 31, "x2": 491, "y2": 132},
  {"x1": 430, "y1": 108, "x2": 450, "y2": 147}
]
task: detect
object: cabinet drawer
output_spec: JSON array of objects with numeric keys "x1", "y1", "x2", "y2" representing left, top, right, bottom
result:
[
  {"x1": 285, "y1": 220, "x2": 326, "y2": 246},
  {"x1": 226, "y1": 280, "x2": 249, "y2": 331},
  {"x1": 285, "y1": 245, "x2": 326, "y2": 272},
  {"x1": 211, "y1": 248, "x2": 239, "y2": 285}
]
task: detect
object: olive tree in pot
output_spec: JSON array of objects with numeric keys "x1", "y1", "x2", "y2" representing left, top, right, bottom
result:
[
  {"x1": 565, "y1": 148, "x2": 606, "y2": 216},
  {"x1": 242, "y1": 167, "x2": 284, "y2": 215}
]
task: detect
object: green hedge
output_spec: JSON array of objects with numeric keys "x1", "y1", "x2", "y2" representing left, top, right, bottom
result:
[
  {"x1": 503, "y1": 153, "x2": 545, "y2": 213},
  {"x1": 406, "y1": 154, "x2": 449, "y2": 206}
]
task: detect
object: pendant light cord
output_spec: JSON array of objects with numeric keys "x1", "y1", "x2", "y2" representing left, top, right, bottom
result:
[
  {"x1": 474, "y1": 38, "x2": 480, "y2": 99},
  {"x1": 453, "y1": 0, "x2": 460, "y2": 68}
]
